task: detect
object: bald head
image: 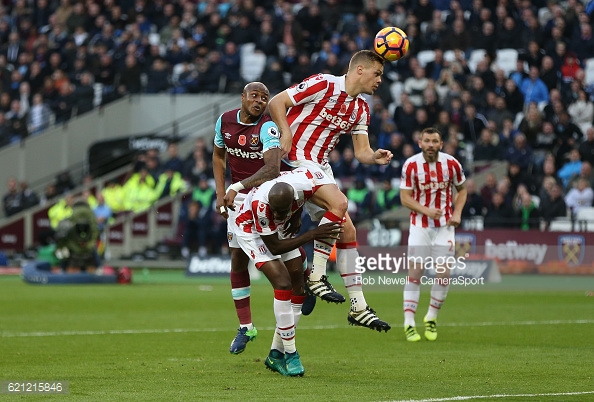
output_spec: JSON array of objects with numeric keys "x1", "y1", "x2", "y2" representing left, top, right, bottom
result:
[
  {"x1": 243, "y1": 81, "x2": 269, "y2": 96},
  {"x1": 268, "y1": 182, "x2": 294, "y2": 221}
]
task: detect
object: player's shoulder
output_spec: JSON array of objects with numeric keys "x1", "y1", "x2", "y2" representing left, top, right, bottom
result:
[
  {"x1": 438, "y1": 152, "x2": 462, "y2": 165},
  {"x1": 220, "y1": 108, "x2": 240, "y2": 121}
]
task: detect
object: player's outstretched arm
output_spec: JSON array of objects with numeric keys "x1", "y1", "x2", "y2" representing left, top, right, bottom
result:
[
  {"x1": 448, "y1": 182, "x2": 467, "y2": 228},
  {"x1": 400, "y1": 189, "x2": 443, "y2": 220},
  {"x1": 261, "y1": 222, "x2": 343, "y2": 256},
  {"x1": 213, "y1": 145, "x2": 229, "y2": 218},
  {"x1": 352, "y1": 134, "x2": 393, "y2": 165},
  {"x1": 269, "y1": 91, "x2": 294, "y2": 156}
]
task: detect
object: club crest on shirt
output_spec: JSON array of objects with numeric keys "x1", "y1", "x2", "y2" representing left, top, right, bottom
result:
[
  {"x1": 258, "y1": 202, "x2": 266, "y2": 212},
  {"x1": 227, "y1": 232, "x2": 233, "y2": 242},
  {"x1": 258, "y1": 244, "x2": 268, "y2": 255},
  {"x1": 250, "y1": 133, "x2": 260, "y2": 147},
  {"x1": 238, "y1": 135, "x2": 246, "y2": 146}
]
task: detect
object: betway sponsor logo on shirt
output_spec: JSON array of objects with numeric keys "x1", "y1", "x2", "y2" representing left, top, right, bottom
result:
[
  {"x1": 225, "y1": 146, "x2": 263, "y2": 159},
  {"x1": 485, "y1": 239, "x2": 547, "y2": 264},
  {"x1": 319, "y1": 108, "x2": 353, "y2": 130}
]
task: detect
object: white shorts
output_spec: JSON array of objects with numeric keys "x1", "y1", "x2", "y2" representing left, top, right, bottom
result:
[
  {"x1": 235, "y1": 232, "x2": 301, "y2": 268},
  {"x1": 407, "y1": 224, "x2": 455, "y2": 260},
  {"x1": 226, "y1": 194, "x2": 245, "y2": 249},
  {"x1": 289, "y1": 160, "x2": 336, "y2": 222}
]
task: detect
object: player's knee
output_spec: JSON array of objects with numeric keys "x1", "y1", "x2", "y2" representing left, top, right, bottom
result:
[{"x1": 330, "y1": 194, "x2": 348, "y2": 216}]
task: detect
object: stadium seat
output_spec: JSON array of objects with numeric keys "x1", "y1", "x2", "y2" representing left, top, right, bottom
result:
[
  {"x1": 468, "y1": 49, "x2": 486, "y2": 73},
  {"x1": 495, "y1": 48, "x2": 519, "y2": 77},
  {"x1": 240, "y1": 51, "x2": 267, "y2": 82},
  {"x1": 443, "y1": 50, "x2": 456, "y2": 63},
  {"x1": 549, "y1": 217, "x2": 573, "y2": 231},
  {"x1": 575, "y1": 206, "x2": 594, "y2": 231},
  {"x1": 584, "y1": 58, "x2": 594, "y2": 86},
  {"x1": 416, "y1": 50, "x2": 435, "y2": 68},
  {"x1": 390, "y1": 81, "x2": 404, "y2": 106}
]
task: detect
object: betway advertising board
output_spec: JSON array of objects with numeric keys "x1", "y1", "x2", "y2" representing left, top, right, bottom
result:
[{"x1": 356, "y1": 226, "x2": 594, "y2": 275}]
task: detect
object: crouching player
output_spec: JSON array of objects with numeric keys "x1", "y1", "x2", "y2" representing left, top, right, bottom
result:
[{"x1": 232, "y1": 167, "x2": 342, "y2": 376}]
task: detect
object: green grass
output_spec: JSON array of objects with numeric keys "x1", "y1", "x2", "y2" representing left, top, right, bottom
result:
[{"x1": 1, "y1": 272, "x2": 593, "y2": 401}]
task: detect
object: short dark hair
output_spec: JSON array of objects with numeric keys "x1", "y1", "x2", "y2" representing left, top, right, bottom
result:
[{"x1": 420, "y1": 127, "x2": 443, "y2": 140}]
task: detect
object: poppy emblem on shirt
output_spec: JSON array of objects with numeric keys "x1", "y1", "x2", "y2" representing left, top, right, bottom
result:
[
  {"x1": 250, "y1": 134, "x2": 260, "y2": 146},
  {"x1": 430, "y1": 171, "x2": 437, "y2": 178},
  {"x1": 238, "y1": 135, "x2": 246, "y2": 146},
  {"x1": 339, "y1": 104, "x2": 348, "y2": 115}
]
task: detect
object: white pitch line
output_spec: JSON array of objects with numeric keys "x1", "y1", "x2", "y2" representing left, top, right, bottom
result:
[
  {"x1": 387, "y1": 390, "x2": 594, "y2": 402},
  {"x1": 1, "y1": 319, "x2": 593, "y2": 338}
]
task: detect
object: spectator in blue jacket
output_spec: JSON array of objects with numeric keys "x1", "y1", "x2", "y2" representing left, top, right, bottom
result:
[{"x1": 520, "y1": 66, "x2": 550, "y2": 106}]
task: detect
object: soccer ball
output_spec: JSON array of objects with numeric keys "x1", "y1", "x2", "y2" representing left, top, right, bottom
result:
[{"x1": 373, "y1": 27, "x2": 410, "y2": 62}]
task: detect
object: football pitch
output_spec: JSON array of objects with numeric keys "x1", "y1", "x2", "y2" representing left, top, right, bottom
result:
[{"x1": 1, "y1": 271, "x2": 593, "y2": 401}]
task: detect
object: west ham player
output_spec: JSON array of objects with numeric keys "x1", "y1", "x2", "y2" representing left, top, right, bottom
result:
[
  {"x1": 400, "y1": 127, "x2": 467, "y2": 342},
  {"x1": 232, "y1": 167, "x2": 343, "y2": 376},
  {"x1": 213, "y1": 82, "x2": 289, "y2": 354},
  {"x1": 268, "y1": 50, "x2": 392, "y2": 332}
]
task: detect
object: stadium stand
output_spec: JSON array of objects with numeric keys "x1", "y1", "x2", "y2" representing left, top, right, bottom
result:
[{"x1": 2, "y1": 0, "x2": 594, "y2": 263}]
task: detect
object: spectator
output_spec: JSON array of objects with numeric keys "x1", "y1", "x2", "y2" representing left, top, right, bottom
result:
[
  {"x1": 558, "y1": 148, "x2": 583, "y2": 189},
  {"x1": 520, "y1": 65, "x2": 550, "y2": 107},
  {"x1": 346, "y1": 176, "x2": 372, "y2": 222},
  {"x1": 462, "y1": 103, "x2": 488, "y2": 144},
  {"x1": 579, "y1": 127, "x2": 594, "y2": 166},
  {"x1": 27, "y1": 93, "x2": 53, "y2": 135},
  {"x1": 20, "y1": 181, "x2": 39, "y2": 210},
  {"x1": 191, "y1": 175, "x2": 215, "y2": 213},
  {"x1": 540, "y1": 183, "x2": 568, "y2": 229},
  {"x1": 180, "y1": 200, "x2": 211, "y2": 259},
  {"x1": 568, "y1": 89, "x2": 593, "y2": 135},
  {"x1": 565, "y1": 177, "x2": 594, "y2": 216},
  {"x1": 403, "y1": 66, "x2": 428, "y2": 108},
  {"x1": 474, "y1": 128, "x2": 503, "y2": 162},
  {"x1": 462, "y1": 178, "x2": 484, "y2": 219},
  {"x1": 3, "y1": 177, "x2": 23, "y2": 217},
  {"x1": 374, "y1": 178, "x2": 400, "y2": 214},
  {"x1": 93, "y1": 193, "x2": 113, "y2": 232},
  {"x1": 484, "y1": 192, "x2": 516, "y2": 229},
  {"x1": 5, "y1": 99, "x2": 29, "y2": 142},
  {"x1": 504, "y1": 133, "x2": 533, "y2": 172},
  {"x1": 567, "y1": 161, "x2": 594, "y2": 191},
  {"x1": 517, "y1": 192, "x2": 540, "y2": 230}
]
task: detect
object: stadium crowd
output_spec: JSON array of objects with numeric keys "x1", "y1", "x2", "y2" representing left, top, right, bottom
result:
[{"x1": 3, "y1": 0, "x2": 594, "y2": 254}]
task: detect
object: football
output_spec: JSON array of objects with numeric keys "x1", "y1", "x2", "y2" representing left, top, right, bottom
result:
[{"x1": 373, "y1": 26, "x2": 410, "y2": 62}]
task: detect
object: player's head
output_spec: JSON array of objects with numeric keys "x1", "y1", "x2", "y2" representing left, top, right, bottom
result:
[
  {"x1": 241, "y1": 82, "x2": 270, "y2": 121},
  {"x1": 348, "y1": 50, "x2": 384, "y2": 95},
  {"x1": 268, "y1": 182, "x2": 294, "y2": 221},
  {"x1": 419, "y1": 127, "x2": 443, "y2": 162}
]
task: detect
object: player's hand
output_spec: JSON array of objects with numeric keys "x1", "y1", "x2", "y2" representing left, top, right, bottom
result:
[
  {"x1": 223, "y1": 189, "x2": 237, "y2": 211},
  {"x1": 216, "y1": 196, "x2": 229, "y2": 219},
  {"x1": 280, "y1": 133, "x2": 292, "y2": 158},
  {"x1": 426, "y1": 208, "x2": 443, "y2": 220},
  {"x1": 312, "y1": 222, "x2": 343, "y2": 240},
  {"x1": 374, "y1": 149, "x2": 393, "y2": 165},
  {"x1": 284, "y1": 212, "x2": 302, "y2": 237},
  {"x1": 447, "y1": 214, "x2": 462, "y2": 228}
]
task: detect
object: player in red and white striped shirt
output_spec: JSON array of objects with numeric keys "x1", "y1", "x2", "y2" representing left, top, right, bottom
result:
[
  {"x1": 269, "y1": 50, "x2": 392, "y2": 332},
  {"x1": 232, "y1": 168, "x2": 343, "y2": 376},
  {"x1": 400, "y1": 128, "x2": 467, "y2": 342}
]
